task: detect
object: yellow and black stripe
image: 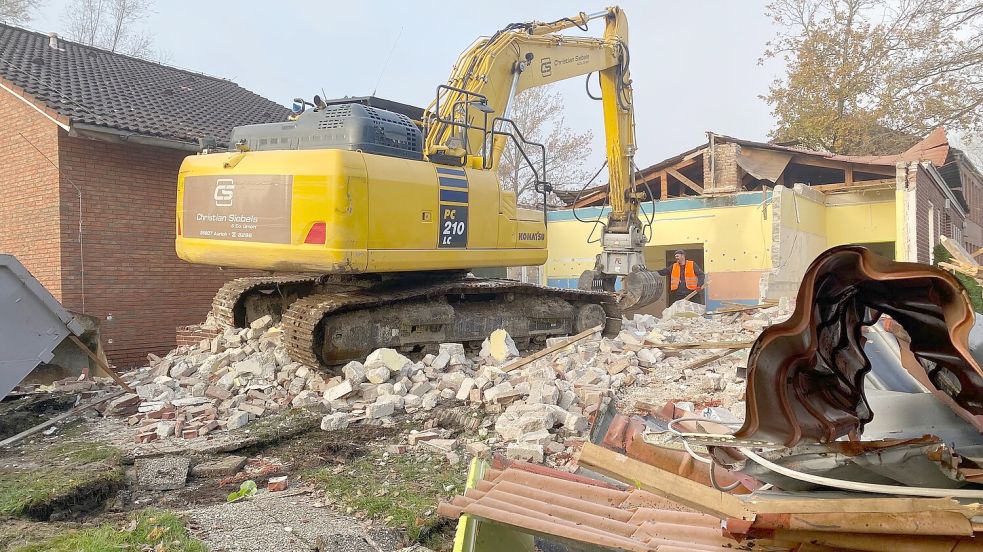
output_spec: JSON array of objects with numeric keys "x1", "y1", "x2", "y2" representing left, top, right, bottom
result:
[{"x1": 437, "y1": 167, "x2": 468, "y2": 204}]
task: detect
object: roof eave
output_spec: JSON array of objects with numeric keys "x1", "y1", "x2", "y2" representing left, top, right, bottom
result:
[
  {"x1": 0, "y1": 75, "x2": 71, "y2": 131},
  {"x1": 69, "y1": 122, "x2": 200, "y2": 152}
]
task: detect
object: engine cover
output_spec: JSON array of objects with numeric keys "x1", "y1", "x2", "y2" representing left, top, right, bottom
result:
[{"x1": 230, "y1": 103, "x2": 423, "y2": 160}]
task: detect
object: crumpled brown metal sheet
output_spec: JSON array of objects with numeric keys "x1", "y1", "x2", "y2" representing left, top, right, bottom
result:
[{"x1": 736, "y1": 245, "x2": 983, "y2": 446}]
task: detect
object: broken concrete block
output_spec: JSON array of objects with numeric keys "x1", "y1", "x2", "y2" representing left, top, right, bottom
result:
[
  {"x1": 465, "y1": 441, "x2": 491, "y2": 459},
  {"x1": 226, "y1": 410, "x2": 250, "y2": 430},
  {"x1": 365, "y1": 366, "x2": 391, "y2": 384},
  {"x1": 409, "y1": 381, "x2": 433, "y2": 397},
  {"x1": 438, "y1": 343, "x2": 466, "y2": 357},
  {"x1": 456, "y1": 378, "x2": 476, "y2": 401},
  {"x1": 250, "y1": 314, "x2": 274, "y2": 330},
  {"x1": 291, "y1": 390, "x2": 321, "y2": 408},
  {"x1": 483, "y1": 381, "x2": 514, "y2": 403},
  {"x1": 320, "y1": 412, "x2": 350, "y2": 431},
  {"x1": 403, "y1": 394, "x2": 422, "y2": 409},
  {"x1": 169, "y1": 362, "x2": 197, "y2": 379},
  {"x1": 431, "y1": 351, "x2": 451, "y2": 371},
  {"x1": 662, "y1": 300, "x2": 705, "y2": 319},
  {"x1": 636, "y1": 348, "x2": 665, "y2": 368},
  {"x1": 519, "y1": 429, "x2": 554, "y2": 446},
  {"x1": 135, "y1": 456, "x2": 190, "y2": 490},
  {"x1": 342, "y1": 361, "x2": 366, "y2": 384},
  {"x1": 106, "y1": 393, "x2": 141, "y2": 415},
  {"x1": 323, "y1": 380, "x2": 355, "y2": 402},
  {"x1": 479, "y1": 329, "x2": 521, "y2": 364},
  {"x1": 366, "y1": 397, "x2": 396, "y2": 418},
  {"x1": 506, "y1": 442, "x2": 544, "y2": 463},
  {"x1": 191, "y1": 455, "x2": 247, "y2": 478},
  {"x1": 365, "y1": 348, "x2": 412, "y2": 372}
]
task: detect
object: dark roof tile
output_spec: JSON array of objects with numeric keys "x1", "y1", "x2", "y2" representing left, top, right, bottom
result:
[{"x1": 0, "y1": 23, "x2": 290, "y2": 146}]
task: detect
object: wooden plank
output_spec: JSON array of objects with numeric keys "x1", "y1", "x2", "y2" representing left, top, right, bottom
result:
[
  {"x1": 678, "y1": 349, "x2": 740, "y2": 371},
  {"x1": 69, "y1": 335, "x2": 134, "y2": 393},
  {"x1": 501, "y1": 325, "x2": 602, "y2": 373},
  {"x1": 811, "y1": 178, "x2": 895, "y2": 192},
  {"x1": 789, "y1": 155, "x2": 895, "y2": 176},
  {"x1": 646, "y1": 341, "x2": 754, "y2": 350},
  {"x1": 845, "y1": 167, "x2": 854, "y2": 186},
  {"x1": 659, "y1": 173, "x2": 668, "y2": 199},
  {"x1": 940, "y1": 235, "x2": 978, "y2": 268},
  {"x1": 578, "y1": 442, "x2": 752, "y2": 519},
  {"x1": 0, "y1": 391, "x2": 126, "y2": 448},
  {"x1": 668, "y1": 168, "x2": 704, "y2": 194}
]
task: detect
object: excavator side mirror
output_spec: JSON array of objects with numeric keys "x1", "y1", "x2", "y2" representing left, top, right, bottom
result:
[{"x1": 291, "y1": 98, "x2": 306, "y2": 115}]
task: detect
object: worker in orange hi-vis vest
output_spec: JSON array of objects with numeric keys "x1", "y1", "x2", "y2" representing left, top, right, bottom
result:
[{"x1": 656, "y1": 249, "x2": 706, "y2": 306}]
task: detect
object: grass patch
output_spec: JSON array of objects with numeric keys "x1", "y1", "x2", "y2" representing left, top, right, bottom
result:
[
  {"x1": 315, "y1": 447, "x2": 465, "y2": 543},
  {"x1": 10, "y1": 509, "x2": 207, "y2": 552},
  {"x1": 0, "y1": 467, "x2": 126, "y2": 519},
  {"x1": 48, "y1": 440, "x2": 120, "y2": 465}
]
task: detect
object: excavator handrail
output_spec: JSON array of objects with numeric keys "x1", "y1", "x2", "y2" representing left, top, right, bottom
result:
[{"x1": 485, "y1": 116, "x2": 551, "y2": 217}]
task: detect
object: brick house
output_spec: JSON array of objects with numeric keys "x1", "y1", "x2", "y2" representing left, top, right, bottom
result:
[{"x1": 0, "y1": 25, "x2": 290, "y2": 366}]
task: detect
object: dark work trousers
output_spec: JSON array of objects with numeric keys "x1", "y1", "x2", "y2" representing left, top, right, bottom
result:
[{"x1": 668, "y1": 287, "x2": 703, "y2": 306}]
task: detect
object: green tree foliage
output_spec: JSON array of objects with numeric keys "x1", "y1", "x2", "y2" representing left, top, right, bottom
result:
[
  {"x1": 764, "y1": 0, "x2": 983, "y2": 155},
  {"x1": 934, "y1": 242, "x2": 983, "y2": 312}
]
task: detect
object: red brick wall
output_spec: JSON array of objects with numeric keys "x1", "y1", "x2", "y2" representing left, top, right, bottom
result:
[
  {"x1": 914, "y1": 164, "x2": 964, "y2": 264},
  {"x1": 56, "y1": 134, "x2": 253, "y2": 367},
  {"x1": 0, "y1": 89, "x2": 63, "y2": 297}
]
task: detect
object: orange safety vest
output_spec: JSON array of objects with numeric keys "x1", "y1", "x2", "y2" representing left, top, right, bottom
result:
[{"x1": 670, "y1": 261, "x2": 699, "y2": 291}]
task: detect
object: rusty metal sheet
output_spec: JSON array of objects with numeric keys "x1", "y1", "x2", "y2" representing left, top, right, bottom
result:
[{"x1": 736, "y1": 246, "x2": 983, "y2": 446}]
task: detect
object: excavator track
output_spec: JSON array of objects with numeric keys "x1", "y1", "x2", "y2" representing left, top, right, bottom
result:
[
  {"x1": 210, "y1": 274, "x2": 322, "y2": 327},
  {"x1": 281, "y1": 278, "x2": 621, "y2": 370},
  {"x1": 209, "y1": 274, "x2": 620, "y2": 372}
]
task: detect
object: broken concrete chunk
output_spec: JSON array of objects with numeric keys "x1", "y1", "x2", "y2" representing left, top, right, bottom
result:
[
  {"x1": 438, "y1": 343, "x2": 466, "y2": 357},
  {"x1": 250, "y1": 314, "x2": 274, "y2": 330},
  {"x1": 342, "y1": 361, "x2": 366, "y2": 384},
  {"x1": 479, "y1": 329, "x2": 520, "y2": 363},
  {"x1": 365, "y1": 366, "x2": 391, "y2": 384},
  {"x1": 430, "y1": 351, "x2": 451, "y2": 371},
  {"x1": 506, "y1": 442, "x2": 544, "y2": 463},
  {"x1": 135, "y1": 456, "x2": 190, "y2": 491},
  {"x1": 636, "y1": 348, "x2": 665, "y2": 368},
  {"x1": 366, "y1": 396, "x2": 397, "y2": 418},
  {"x1": 662, "y1": 299, "x2": 705, "y2": 319},
  {"x1": 365, "y1": 348, "x2": 412, "y2": 372},
  {"x1": 323, "y1": 380, "x2": 355, "y2": 402},
  {"x1": 320, "y1": 412, "x2": 350, "y2": 431},
  {"x1": 291, "y1": 389, "x2": 321, "y2": 408},
  {"x1": 226, "y1": 410, "x2": 250, "y2": 430},
  {"x1": 191, "y1": 455, "x2": 247, "y2": 478},
  {"x1": 456, "y1": 378, "x2": 476, "y2": 401}
]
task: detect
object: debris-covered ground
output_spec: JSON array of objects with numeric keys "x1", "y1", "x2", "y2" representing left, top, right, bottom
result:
[{"x1": 0, "y1": 299, "x2": 790, "y2": 550}]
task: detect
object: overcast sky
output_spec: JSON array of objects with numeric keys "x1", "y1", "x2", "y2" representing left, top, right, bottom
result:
[{"x1": 28, "y1": 0, "x2": 784, "y2": 170}]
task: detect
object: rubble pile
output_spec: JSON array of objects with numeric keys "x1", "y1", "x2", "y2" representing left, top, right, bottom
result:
[{"x1": 92, "y1": 300, "x2": 791, "y2": 458}]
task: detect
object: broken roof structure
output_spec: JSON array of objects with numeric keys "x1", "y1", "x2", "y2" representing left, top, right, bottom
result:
[{"x1": 443, "y1": 246, "x2": 983, "y2": 552}]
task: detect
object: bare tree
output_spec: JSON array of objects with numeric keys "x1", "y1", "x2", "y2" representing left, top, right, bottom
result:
[
  {"x1": 0, "y1": 0, "x2": 38, "y2": 24},
  {"x1": 63, "y1": 0, "x2": 154, "y2": 56},
  {"x1": 497, "y1": 86, "x2": 594, "y2": 206},
  {"x1": 764, "y1": 0, "x2": 983, "y2": 155}
]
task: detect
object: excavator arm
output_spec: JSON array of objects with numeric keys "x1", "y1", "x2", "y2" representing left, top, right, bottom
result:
[{"x1": 424, "y1": 7, "x2": 662, "y2": 309}]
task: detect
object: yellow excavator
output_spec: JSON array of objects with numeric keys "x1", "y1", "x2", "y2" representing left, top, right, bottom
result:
[{"x1": 175, "y1": 6, "x2": 661, "y2": 369}]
